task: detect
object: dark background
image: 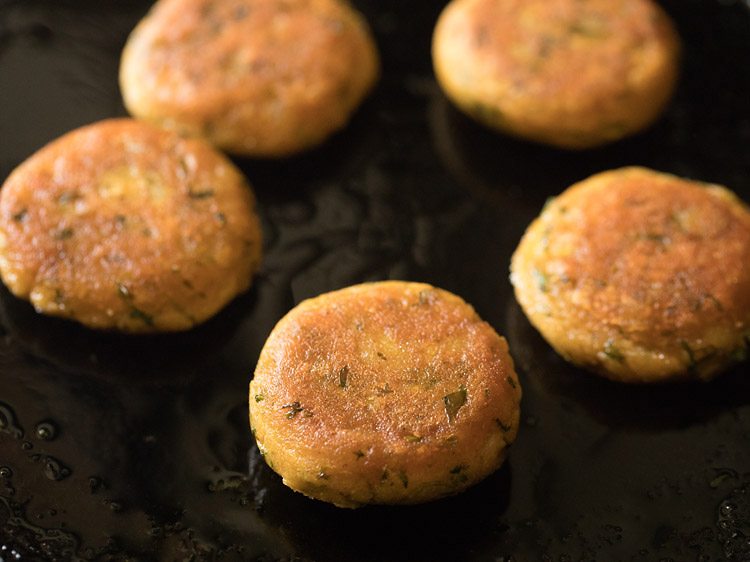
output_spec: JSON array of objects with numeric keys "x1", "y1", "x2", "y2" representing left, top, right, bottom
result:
[{"x1": 1, "y1": 0, "x2": 750, "y2": 560}]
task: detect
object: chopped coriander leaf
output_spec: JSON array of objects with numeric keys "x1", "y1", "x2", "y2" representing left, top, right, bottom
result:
[
  {"x1": 55, "y1": 227, "x2": 74, "y2": 240},
  {"x1": 603, "y1": 340, "x2": 625, "y2": 363},
  {"x1": 281, "y1": 401, "x2": 305, "y2": 419},
  {"x1": 188, "y1": 188, "x2": 215, "y2": 199},
  {"x1": 444, "y1": 387, "x2": 467, "y2": 422},
  {"x1": 338, "y1": 365, "x2": 349, "y2": 388},
  {"x1": 397, "y1": 470, "x2": 408, "y2": 488},
  {"x1": 533, "y1": 268, "x2": 548, "y2": 292},
  {"x1": 130, "y1": 307, "x2": 155, "y2": 327},
  {"x1": 495, "y1": 418, "x2": 512, "y2": 432}
]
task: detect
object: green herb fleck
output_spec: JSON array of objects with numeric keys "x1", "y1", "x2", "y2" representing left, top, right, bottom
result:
[
  {"x1": 397, "y1": 470, "x2": 408, "y2": 488},
  {"x1": 58, "y1": 191, "x2": 80, "y2": 205},
  {"x1": 443, "y1": 435, "x2": 458, "y2": 446},
  {"x1": 533, "y1": 268, "x2": 548, "y2": 293},
  {"x1": 376, "y1": 384, "x2": 393, "y2": 396},
  {"x1": 214, "y1": 212, "x2": 227, "y2": 225},
  {"x1": 317, "y1": 470, "x2": 329, "y2": 480},
  {"x1": 404, "y1": 434, "x2": 422, "y2": 443},
  {"x1": 254, "y1": 394, "x2": 264, "y2": 403},
  {"x1": 281, "y1": 401, "x2": 305, "y2": 419},
  {"x1": 115, "y1": 214, "x2": 127, "y2": 226},
  {"x1": 380, "y1": 468, "x2": 389, "y2": 482},
  {"x1": 354, "y1": 450, "x2": 365, "y2": 460},
  {"x1": 639, "y1": 232, "x2": 669, "y2": 244},
  {"x1": 177, "y1": 157, "x2": 190, "y2": 179},
  {"x1": 603, "y1": 340, "x2": 625, "y2": 363},
  {"x1": 188, "y1": 188, "x2": 215, "y2": 199},
  {"x1": 706, "y1": 294, "x2": 724, "y2": 312},
  {"x1": 506, "y1": 376, "x2": 517, "y2": 389},
  {"x1": 338, "y1": 365, "x2": 349, "y2": 388},
  {"x1": 569, "y1": 18, "x2": 607, "y2": 38},
  {"x1": 130, "y1": 307, "x2": 155, "y2": 327},
  {"x1": 449, "y1": 464, "x2": 469, "y2": 483},
  {"x1": 495, "y1": 418, "x2": 512, "y2": 432},
  {"x1": 444, "y1": 387, "x2": 467, "y2": 422},
  {"x1": 117, "y1": 283, "x2": 155, "y2": 326},
  {"x1": 680, "y1": 340, "x2": 696, "y2": 371},
  {"x1": 55, "y1": 227, "x2": 74, "y2": 240},
  {"x1": 376, "y1": 351, "x2": 386, "y2": 360},
  {"x1": 12, "y1": 209, "x2": 27, "y2": 222}
]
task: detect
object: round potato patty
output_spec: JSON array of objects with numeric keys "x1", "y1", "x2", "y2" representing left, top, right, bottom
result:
[
  {"x1": 432, "y1": 0, "x2": 680, "y2": 149},
  {"x1": 249, "y1": 281, "x2": 521, "y2": 507},
  {"x1": 120, "y1": 0, "x2": 380, "y2": 157},
  {"x1": 510, "y1": 167, "x2": 750, "y2": 383},
  {"x1": 0, "y1": 118, "x2": 262, "y2": 332}
]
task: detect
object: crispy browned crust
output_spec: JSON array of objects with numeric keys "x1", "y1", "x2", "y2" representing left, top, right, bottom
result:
[
  {"x1": 0, "y1": 118, "x2": 262, "y2": 332},
  {"x1": 432, "y1": 0, "x2": 680, "y2": 149},
  {"x1": 120, "y1": 0, "x2": 380, "y2": 157},
  {"x1": 511, "y1": 167, "x2": 750, "y2": 382},
  {"x1": 249, "y1": 281, "x2": 521, "y2": 507}
]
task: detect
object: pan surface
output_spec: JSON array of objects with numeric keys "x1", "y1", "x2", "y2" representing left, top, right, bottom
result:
[{"x1": 1, "y1": 0, "x2": 750, "y2": 560}]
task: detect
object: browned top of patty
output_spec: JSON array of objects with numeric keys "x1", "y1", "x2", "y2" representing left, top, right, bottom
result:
[
  {"x1": 433, "y1": 0, "x2": 679, "y2": 147},
  {"x1": 252, "y1": 281, "x2": 520, "y2": 458},
  {"x1": 121, "y1": 0, "x2": 379, "y2": 155},
  {"x1": 440, "y1": 0, "x2": 676, "y2": 99},
  {"x1": 0, "y1": 118, "x2": 262, "y2": 332},
  {"x1": 536, "y1": 168, "x2": 750, "y2": 347}
]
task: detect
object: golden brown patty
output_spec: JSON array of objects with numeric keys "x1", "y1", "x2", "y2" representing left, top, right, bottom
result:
[
  {"x1": 120, "y1": 0, "x2": 380, "y2": 157},
  {"x1": 0, "y1": 118, "x2": 262, "y2": 332},
  {"x1": 432, "y1": 0, "x2": 680, "y2": 149},
  {"x1": 249, "y1": 281, "x2": 521, "y2": 508},
  {"x1": 510, "y1": 167, "x2": 750, "y2": 383}
]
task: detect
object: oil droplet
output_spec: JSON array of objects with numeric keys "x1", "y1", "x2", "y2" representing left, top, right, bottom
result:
[
  {"x1": 0, "y1": 467, "x2": 12, "y2": 479},
  {"x1": 0, "y1": 544, "x2": 23, "y2": 561},
  {"x1": 34, "y1": 421, "x2": 58, "y2": 441},
  {"x1": 720, "y1": 502, "x2": 736, "y2": 517},
  {"x1": 42, "y1": 457, "x2": 71, "y2": 481},
  {"x1": 88, "y1": 476, "x2": 103, "y2": 493},
  {"x1": 0, "y1": 402, "x2": 24, "y2": 439},
  {"x1": 103, "y1": 499, "x2": 123, "y2": 513}
]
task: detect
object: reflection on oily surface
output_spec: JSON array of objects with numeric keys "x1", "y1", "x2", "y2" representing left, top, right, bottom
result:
[
  {"x1": 428, "y1": 0, "x2": 750, "y2": 212},
  {"x1": 257, "y1": 464, "x2": 512, "y2": 562},
  {"x1": 428, "y1": 90, "x2": 668, "y2": 211},
  {"x1": 505, "y1": 299, "x2": 750, "y2": 431},
  {"x1": 0, "y1": 282, "x2": 256, "y2": 385}
]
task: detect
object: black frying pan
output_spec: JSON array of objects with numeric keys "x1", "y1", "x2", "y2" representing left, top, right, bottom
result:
[{"x1": 1, "y1": 0, "x2": 749, "y2": 560}]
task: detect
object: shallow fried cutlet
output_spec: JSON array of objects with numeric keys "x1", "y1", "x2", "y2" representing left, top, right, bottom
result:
[
  {"x1": 120, "y1": 0, "x2": 380, "y2": 157},
  {"x1": 0, "y1": 118, "x2": 262, "y2": 332},
  {"x1": 432, "y1": 0, "x2": 680, "y2": 149},
  {"x1": 511, "y1": 167, "x2": 750, "y2": 382},
  {"x1": 249, "y1": 281, "x2": 521, "y2": 507}
]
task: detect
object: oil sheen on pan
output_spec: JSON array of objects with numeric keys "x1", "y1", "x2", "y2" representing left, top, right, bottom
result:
[{"x1": 0, "y1": 0, "x2": 749, "y2": 560}]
